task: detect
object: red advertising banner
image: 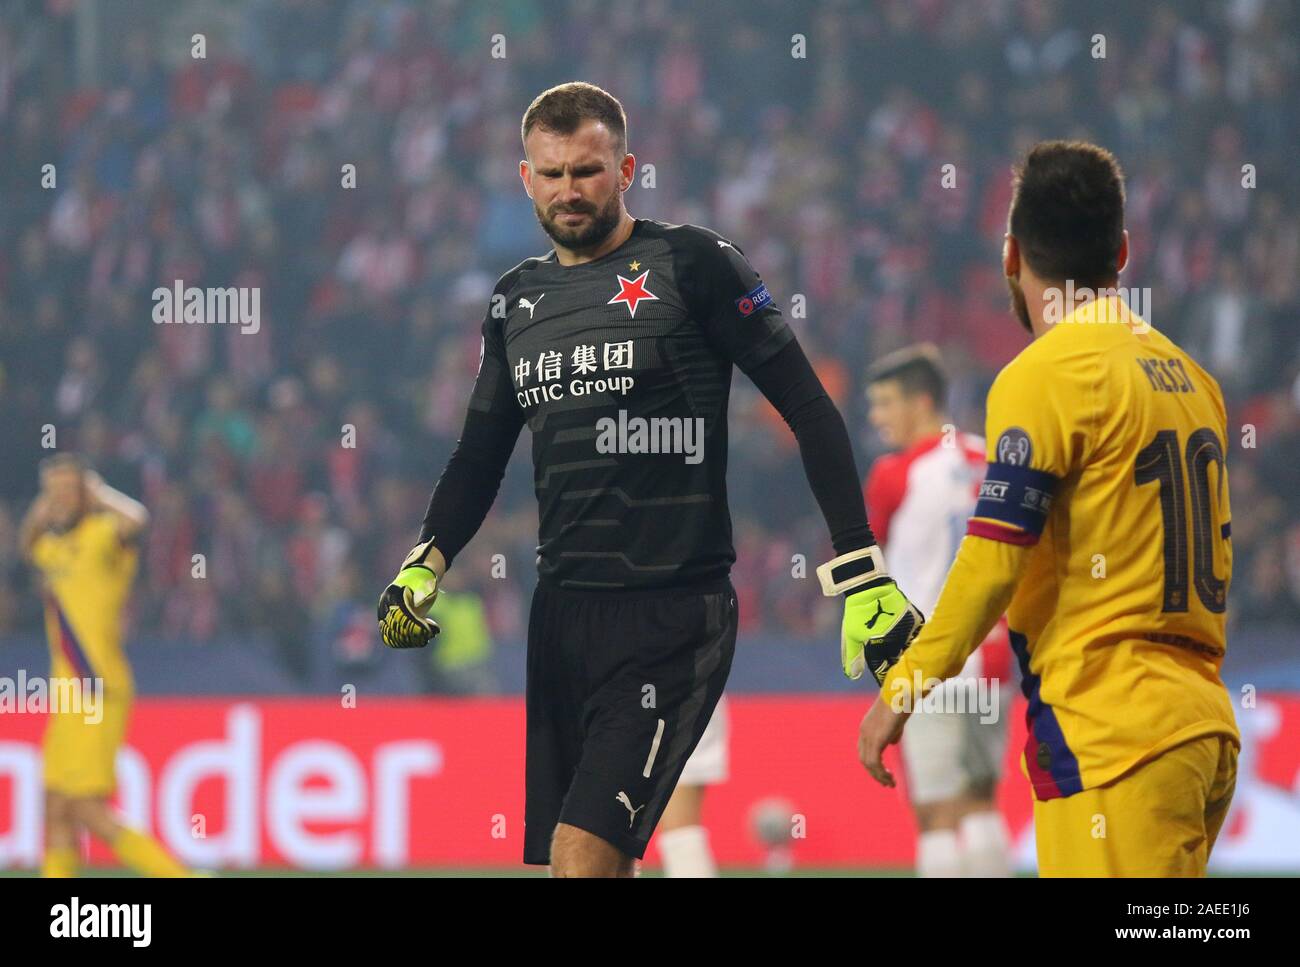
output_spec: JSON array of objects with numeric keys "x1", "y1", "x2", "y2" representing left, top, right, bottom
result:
[{"x1": 1, "y1": 695, "x2": 1296, "y2": 871}]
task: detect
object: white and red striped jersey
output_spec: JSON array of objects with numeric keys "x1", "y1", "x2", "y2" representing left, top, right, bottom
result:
[{"x1": 865, "y1": 430, "x2": 1010, "y2": 681}]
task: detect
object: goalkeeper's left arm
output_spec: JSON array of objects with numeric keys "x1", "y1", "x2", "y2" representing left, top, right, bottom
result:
[{"x1": 746, "y1": 339, "x2": 924, "y2": 684}]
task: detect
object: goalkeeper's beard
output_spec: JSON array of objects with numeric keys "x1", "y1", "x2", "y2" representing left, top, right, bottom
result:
[{"x1": 534, "y1": 190, "x2": 623, "y2": 251}]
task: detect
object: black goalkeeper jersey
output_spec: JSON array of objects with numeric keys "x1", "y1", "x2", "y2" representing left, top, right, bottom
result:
[{"x1": 468, "y1": 218, "x2": 793, "y2": 591}]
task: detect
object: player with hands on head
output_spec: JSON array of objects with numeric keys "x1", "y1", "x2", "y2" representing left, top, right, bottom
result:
[{"x1": 22, "y1": 454, "x2": 195, "y2": 878}]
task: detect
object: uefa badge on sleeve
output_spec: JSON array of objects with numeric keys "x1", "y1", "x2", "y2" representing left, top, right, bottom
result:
[{"x1": 736, "y1": 281, "x2": 772, "y2": 317}]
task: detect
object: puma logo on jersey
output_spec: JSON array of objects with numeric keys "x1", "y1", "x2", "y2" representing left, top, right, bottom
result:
[
  {"x1": 864, "y1": 600, "x2": 895, "y2": 630},
  {"x1": 518, "y1": 294, "x2": 545, "y2": 319},
  {"x1": 615, "y1": 791, "x2": 645, "y2": 828},
  {"x1": 716, "y1": 239, "x2": 735, "y2": 250}
]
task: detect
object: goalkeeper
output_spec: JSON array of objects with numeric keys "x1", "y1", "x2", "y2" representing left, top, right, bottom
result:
[{"x1": 378, "y1": 81, "x2": 922, "y2": 877}]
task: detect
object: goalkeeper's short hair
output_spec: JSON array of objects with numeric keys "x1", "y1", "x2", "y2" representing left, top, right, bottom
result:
[{"x1": 522, "y1": 81, "x2": 628, "y2": 156}]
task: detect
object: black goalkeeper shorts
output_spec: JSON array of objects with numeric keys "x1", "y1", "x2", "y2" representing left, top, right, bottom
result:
[{"x1": 522, "y1": 579, "x2": 737, "y2": 865}]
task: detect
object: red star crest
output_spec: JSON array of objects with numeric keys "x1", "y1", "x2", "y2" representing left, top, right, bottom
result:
[{"x1": 607, "y1": 269, "x2": 659, "y2": 318}]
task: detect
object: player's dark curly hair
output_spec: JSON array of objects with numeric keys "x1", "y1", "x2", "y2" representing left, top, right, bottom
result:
[
  {"x1": 521, "y1": 81, "x2": 627, "y2": 156},
  {"x1": 1009, "y1": 140, "x2": 1126, "y2": 289}
]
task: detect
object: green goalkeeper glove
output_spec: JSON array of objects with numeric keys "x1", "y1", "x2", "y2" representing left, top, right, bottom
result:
[
  {"x1": 816, "y1": 546, "x2": 925, "y2": 685},
  {"x1": 377, "y1": 539, "x2": 442, "y2": 649}
]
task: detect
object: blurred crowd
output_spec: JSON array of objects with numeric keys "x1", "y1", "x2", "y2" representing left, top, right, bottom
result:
[{"x1": 1, "y1": 0, "x2": 1297, "y2": 687}]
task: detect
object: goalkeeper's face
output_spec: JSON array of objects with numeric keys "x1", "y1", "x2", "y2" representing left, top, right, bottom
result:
[
  {"x1": 522, "y1": 120, "x2": 628, "y2": 251},
  {"x1": 42, "y1": 465, "x2": 87, "y2": 531}
]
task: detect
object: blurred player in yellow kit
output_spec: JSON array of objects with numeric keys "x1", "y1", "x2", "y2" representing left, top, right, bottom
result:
[
  {"x1": 858, "y1": 141, "x2": 1238, "y2": 876},
  {"x1": 20, "y1": 454, "x2": 191, "y2": 877}
]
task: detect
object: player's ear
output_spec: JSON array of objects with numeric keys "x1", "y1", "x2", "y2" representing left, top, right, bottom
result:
[
  {"x1": 1003, "y1": 234, "x2": 1020, "y2": 278},
  {"x1": 519, "y1": 159, "x2": 533, "y2": 198},
  {"x1": 619, "y1": 152, "x2": 635, "y2": 191},
  {"x1": 1116, "y1": 230, "x2": 1130, "y2": 275}
]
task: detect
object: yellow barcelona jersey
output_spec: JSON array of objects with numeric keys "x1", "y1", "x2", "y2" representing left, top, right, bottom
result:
[
  {"x1": 966, "y1": 295, "x2": 1238, "y2": 798},
  {"x1": 30, "y1": 511, "x2": 137, "y2": 694}
]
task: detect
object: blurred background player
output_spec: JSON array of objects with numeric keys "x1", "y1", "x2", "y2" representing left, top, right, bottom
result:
[
  {"x1": 860, "y1": 142, "x2": 1239, "y2": 877},
  {"x1": 864, "y1": 346, "x2": 1012, "y2": 877},
  {"x1": 657, "y1": 696, "x2": 728, "y2": 877},
  {"x1": 19, "y1": 455, "x2": 190, "y2": 878}
]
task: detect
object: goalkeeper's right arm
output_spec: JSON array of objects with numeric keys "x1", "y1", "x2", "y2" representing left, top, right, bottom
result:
[
  {"x1": 378, "y1": 405, "x2": 522, "y2": 649},
  {"x1": 377, "y1": 539, "x2": 446, "y2": 649}
]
